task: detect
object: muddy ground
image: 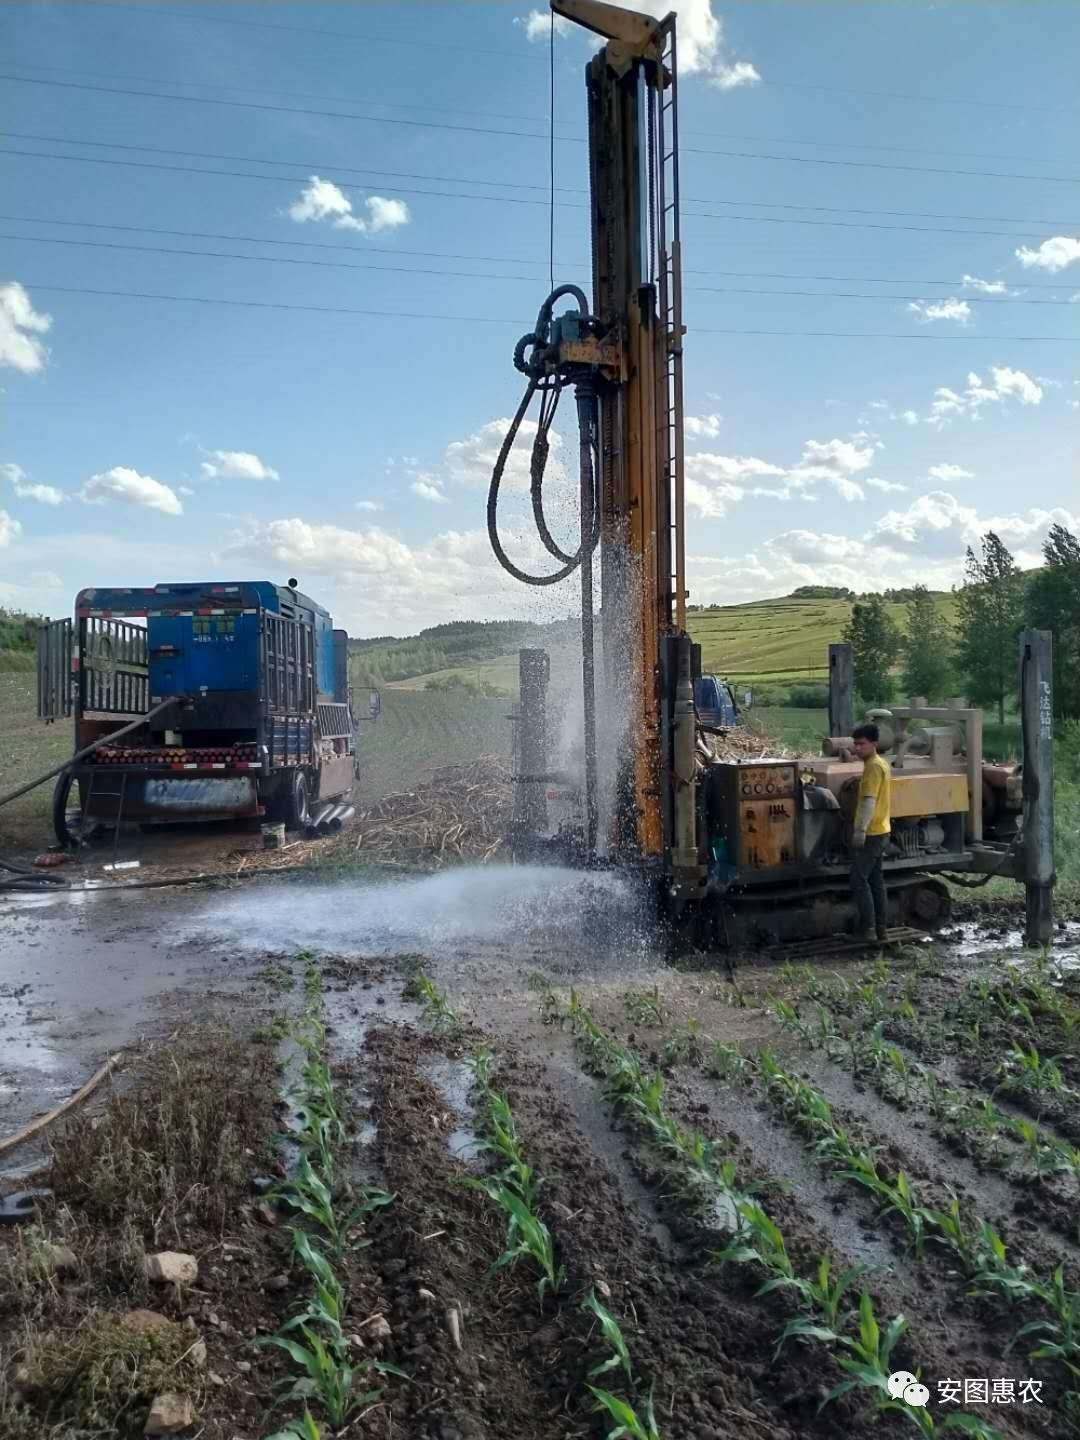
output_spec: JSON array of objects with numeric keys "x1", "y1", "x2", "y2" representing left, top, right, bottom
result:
[{"x1": 2, "y1": 854, "x2": 1079, "y2": 1438}]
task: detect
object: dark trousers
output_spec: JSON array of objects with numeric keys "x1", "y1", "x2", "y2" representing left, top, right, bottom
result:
[{"x1": 850, "y1": 834, "x2": 888, "y2": 934}]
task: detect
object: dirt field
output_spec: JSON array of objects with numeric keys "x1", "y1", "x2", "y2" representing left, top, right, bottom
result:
[{"x1": 2, "y1": 864, "x2": 1079, "y2": 1440}]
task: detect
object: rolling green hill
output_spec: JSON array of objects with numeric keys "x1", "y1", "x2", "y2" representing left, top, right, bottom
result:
[{"x1": 350, "y1": 591, "x2": 958, "y2": 700}]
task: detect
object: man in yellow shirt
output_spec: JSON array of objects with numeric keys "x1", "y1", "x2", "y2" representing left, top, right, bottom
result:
[{"x1": 850, "y1": 722, "x2": 891, "y2": 942}]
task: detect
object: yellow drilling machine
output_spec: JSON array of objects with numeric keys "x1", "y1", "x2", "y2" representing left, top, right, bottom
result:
[{"x1": 487, "y1": 0, "x2": 1055, "y2": 955}]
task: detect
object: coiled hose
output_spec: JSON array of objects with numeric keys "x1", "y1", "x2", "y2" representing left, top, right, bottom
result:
[{"x1": 486, "y1": 285, "x2": 601, "y2": 587}]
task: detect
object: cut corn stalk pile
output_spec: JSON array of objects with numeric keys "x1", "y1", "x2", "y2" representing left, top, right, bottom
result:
[{"x1": 348, "y1": 755, "x2": 512, "y2": 867}]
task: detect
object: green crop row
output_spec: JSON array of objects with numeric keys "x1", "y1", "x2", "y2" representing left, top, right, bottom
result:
[
  {"x1": 558, "y1": 991, "x2": 1000, "y2": 1438},
  {"x1": 265, "y1": 961, "x2": 401, "y2": 1438}
]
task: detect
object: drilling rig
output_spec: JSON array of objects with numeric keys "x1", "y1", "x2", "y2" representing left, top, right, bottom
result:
[{"x1": 487, "y1": 0, "x2": 1055, "y2": 951}]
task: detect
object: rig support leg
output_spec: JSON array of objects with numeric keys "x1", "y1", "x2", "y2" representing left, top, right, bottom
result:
[
  {"x1": 829, "y1": 644, "x2": 854, "y2": 739},
  {"x1": 514, "y1": 648, "x2": 550, "y2": 839},
  {"x1": 1020, "y1": 628, "x2": 1055, "y2": 947}
]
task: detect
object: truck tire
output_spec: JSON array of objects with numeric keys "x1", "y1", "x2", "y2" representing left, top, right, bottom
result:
[
  {"x1": 283, "y1": 770, "x2": 311, "y2": 830},
  {"x1": 52, "y1": 771, "x2": 77, "y2": 848}
]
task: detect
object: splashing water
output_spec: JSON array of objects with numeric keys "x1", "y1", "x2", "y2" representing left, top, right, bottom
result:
[{"x1": 180, "y1": 864, "x2": 647, "y2": 959}]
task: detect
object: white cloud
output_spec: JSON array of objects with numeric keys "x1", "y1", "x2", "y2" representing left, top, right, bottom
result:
[
  {"x1": 687, "y1": 451, "x2": 783, "y2": 482},
  {"x1": 15, "y1": 481, "x2": 64, "y2": 506},
  {"x1": 518, "y1": 9, "x2": 574, "y2": 40},
  {"x1": 829, "y1": 477, "x2": 864, "y2": 502},
  {"x1": 0, "y1": 509, "x2": 21, "y2": 546},
  {"x1": 907, "y1": 297, "x2": 971, "y2": 325},
  {"x1": 2, "y1": 461, "x2": 63, "y2": 505},
  {"x1": 520, "y1": 1, "x2": 760, "y2": 86},
  {"x1": 80, "y1": 466, "x2": 183, "y2": 516},
  {"x1": 926, "y1": 365, "x2": 1043, "y2": 426},
  {"x1": 411, "y1": 475, "x2": 449, "y2": 504},
  {"x1": 288, "y1": 176, "x2": 410, "y2": 235},
  {"x1": 1014, "y1": 236, "x2": 1080, "y2": 273},
  {"x1": 684, "y1": 413, "x2": 722, "y2": 438},
  {"x1": 712, "y1": 60, "x2": 761, "y2": 90},
  {"x1": 795, "y1": 437, "x2": 874, "y2": 477},
  {"x1": 962, "y1": 274, "x2": 1008, "y2": 295},
  {"x1": 355, "y1": 499, "x2": 384, "y2": 513},
  {"x1": 445, "y1": 416, "x2": 563, "y2": 492},
  {"x1": 0, "y1": 282, "x2": 52, "y2": 375},
  {"x1": 900, "y1": 410, "x2": 919, "y2": 426},
  {"x1": 927, "y1": 463, "x2": 975, "y2": 482},
  {"x1": 865, "y1": 478, "x2": 908, "y2": 493},
  {"x1": 685, "y1": 476, "x2": 742, "y2": 518},
  {"x1": 200, "y1": 449, "x2": 280, "y2": 481}
]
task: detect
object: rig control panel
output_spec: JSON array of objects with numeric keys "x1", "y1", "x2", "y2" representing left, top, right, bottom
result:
[{"x1": 706, "y1": 760, "x2": 799, "y2": 874}]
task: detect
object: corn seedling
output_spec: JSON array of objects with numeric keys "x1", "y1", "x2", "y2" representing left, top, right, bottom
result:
[
  {"x1": 1012, "y1": 1265, "x2": 1080, "y2": 1379},
  {"x1": 623, "y1": 986, "x2": 664, "y2": 1027},
  {"x1": 716, "y1": 1199, "x2": 795, "y2": 1283},
  {"x1": 997, "y1": 1042, "x2": 1069, "y2": 1097},
  {"x1": 589, "y1": 1386, "x2": 662, "y2": 1440},
  {"x1": 467, "y1": 1052, "x2": 563, "y2": 1297},
  {"x1": 266, "y1": 1411, "x2": 324, "y2": 1440},
  {"x1": 583, "y1": 1291, "x2": 634, "y2": 1385},
  {"x1": 776, "y1": 1255, "x2": 870, "y2": 1344},
  {"x1": 408, "y1": 969, "x2": 463, "y2": 1036},
  {"x1": 660, "y1": 1018, "x2": 704, "y2": 1067},
  {"x1": 704, "y1": 1041, "x2": 750, "y2": 1082}
]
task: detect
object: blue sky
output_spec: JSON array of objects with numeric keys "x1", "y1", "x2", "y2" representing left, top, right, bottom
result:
[{"x1": 1, "y1": 0, "x2": 1077, "y2": 636}]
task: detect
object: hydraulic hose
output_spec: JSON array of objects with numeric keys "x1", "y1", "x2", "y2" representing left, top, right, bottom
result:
[
  {"x1": 487, "y1": 286, "x2": 601, "y2": 589},
  {"x1": 0, "y1": 694, "x2": 185, "y2": 813}
]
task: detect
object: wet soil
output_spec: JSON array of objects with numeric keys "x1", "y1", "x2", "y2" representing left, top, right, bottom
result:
[{"x1": 2, "y1": 874, "x2": 1078, "y2": 1436}]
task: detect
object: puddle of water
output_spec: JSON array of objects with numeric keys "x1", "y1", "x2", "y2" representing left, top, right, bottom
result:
[{"x1": 420, "y1": 1056, "x2": 484, "y2": 1165}]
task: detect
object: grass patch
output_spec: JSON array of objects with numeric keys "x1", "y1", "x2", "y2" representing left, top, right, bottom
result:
[
  {"x1": 47, "y1": 1022, "x2": 278, "y2": 1242},
  {"x1": 12, "y1": 1311, "x2": 207, "y2": 1436}
]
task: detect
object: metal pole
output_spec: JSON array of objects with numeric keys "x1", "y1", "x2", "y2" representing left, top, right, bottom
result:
[
  {"x1": 1020, "y1": 629, "x2": 1054, "y2": 946},
  {"x1": 828, "y1": 644, "x2": 854, "y2": 738},
  {"x1": 577, "y1": 381, "x2": 599, "y2": 856},
  {"x1": 514, "y1": 649, "x2": 550, "y2": 837}
]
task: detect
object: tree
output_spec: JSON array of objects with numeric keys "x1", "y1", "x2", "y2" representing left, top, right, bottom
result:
[
  {"x1": 954, "y1": 530, "x2": 1025, "y2": 724},
  {"x1": 1026, "y1": 523, "x2": 1080, "y2": 719},
  {"x1": 843, "y1": 595, "x2": 902, "y2": 706},
  {"x1": 900, "y1": 585, "x2": 954, "y2": 701}
]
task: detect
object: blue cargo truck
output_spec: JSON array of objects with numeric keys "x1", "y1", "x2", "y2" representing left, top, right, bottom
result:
[{"x1": 37, "y1": 579, "x2": 372, "y2": 845}]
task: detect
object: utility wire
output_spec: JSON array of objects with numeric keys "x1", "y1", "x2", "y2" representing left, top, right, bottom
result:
[
  {"x1": 86, "y1": 0, "x2": 538, "y2": 63},
  {"x1": 5, "y1": 73, "x2": 1080, "y2": 186},
  {"x1": 0, "y1": 149, "x2": 1061, "y2": 241},
  {"x1": 72, "y1": 3, "x2": 1080, "y2": 116},
  {"x1": 8, "y1": 232, "x2": 1080, "y2": 309},
  {"x1": 19, "y1": 281, "x2": 1077, "y2": 340},
  {"x1": 0, "y1": 146, "x2": 586, "y2": 212},
  {"x1": 7, "y1": 60, "x2": 1078, "y2": 167},
  {"x1": 8, "y1": 130, "x2": 1080, "y2": 230},
  {"x1": 549, "y1": 9, "x2": 556, "y2": 292},
  {"x1": 8, "y1": 212, "x2": 1079, "y2": 290}
]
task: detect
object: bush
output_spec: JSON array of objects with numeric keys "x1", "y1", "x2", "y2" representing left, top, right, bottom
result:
[{"x1": 786, "y1": 683, "x2": 830, "y2": 709}]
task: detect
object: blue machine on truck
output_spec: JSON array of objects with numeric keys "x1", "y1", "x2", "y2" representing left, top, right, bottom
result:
[{"x1": 37, "y1": 579, "x2": 372, "y2": 845}]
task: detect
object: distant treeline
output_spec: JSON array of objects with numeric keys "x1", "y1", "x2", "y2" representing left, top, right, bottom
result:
[
  {"x1": 0, "y1": 608, "x2": 44, "y2": 653},
  {"x1": 348, "y1": 617, "x2": 577, "y2": 684}
]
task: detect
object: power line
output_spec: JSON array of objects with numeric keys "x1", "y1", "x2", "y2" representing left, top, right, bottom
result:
[
  {"x1": 6, "y1": 73, "x2": 1080, "y2": 186},
  {"x1": 680, "y1": 142, "x2": 1080, "y2": 187},
  {"x1": 20, "y1": 280, "x2": 1077, "y2": 340},
  {"x1": 0, "y1": 149, "x2": 1058, "y2": 241},
  {"x1": 8, "y1": 232, "x2": 1080, "y2": 310},
  {"x1": 85, "y1": 0, "x2": 538, "y2": 64},
  {"x1": 72, "y1": 3, "x2": 1080, "y2": 117},
  {"x1": 693, "y1": 283, "x2": 1077, "y2": 308},
  {"x1": 0, "y1": 146, "x2": 587, "y2": 213},
  {"x1": 8, "y1": 61, "x2": 1077, "y2": 169},
  {"x1": 0, "y1": 230, "x2": 566, "y2": 285},
  {"x1": 10, "y1": 130, "x2": 1080, "y2": 231},
  {"x1": 5, "y1": 215, "x2": 1078, "y2": 293},
  {"x1": 0, "y1": 72, "x2": 557, "y2": 145},
  {"x1": 1, "y1": 130, "x2": 580, "y2": 198}
]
